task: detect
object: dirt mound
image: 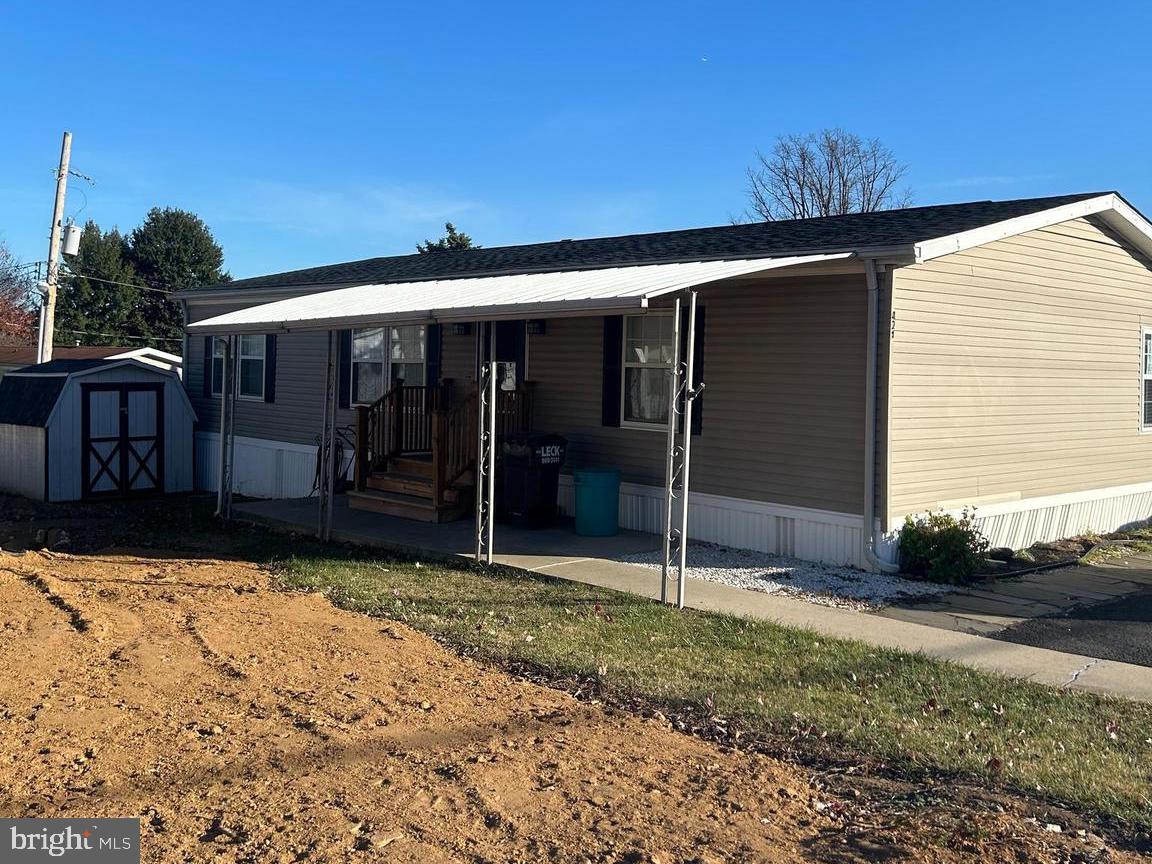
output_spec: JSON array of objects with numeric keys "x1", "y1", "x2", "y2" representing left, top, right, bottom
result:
[{"x1": 0, "y1": 549, "x2": 1141, "y2": 862}]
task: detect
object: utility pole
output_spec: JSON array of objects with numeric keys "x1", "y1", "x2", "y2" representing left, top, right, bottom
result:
[{"x1": 37, "y1": 131, "x2": 72, "y2": 364}]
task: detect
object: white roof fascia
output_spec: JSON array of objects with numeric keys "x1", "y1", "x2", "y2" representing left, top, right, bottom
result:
[
  {"x1": 187, "y1": 254, "x2": 852, "y2": 335},
  {"x1": 1095, "y1": 195, "x2": 1152, "y2": 260},
  {"x1": 108, "y1": 347, "x2": 183, "y2": 363},
  {"x1": 913, "y1": 194, "x2": 1152, "y2": 262}
]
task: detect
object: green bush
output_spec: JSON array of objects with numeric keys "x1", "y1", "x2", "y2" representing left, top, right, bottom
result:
[{"x1": 898, "y1": 509, "x2": 989, "y2": 584}]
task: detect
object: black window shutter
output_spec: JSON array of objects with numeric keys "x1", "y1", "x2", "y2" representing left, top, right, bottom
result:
[
  {"x1": 338, "y1": 330, "x2": 352, "y2": 409},
  {"x1": 426, "y1": 323, "x2": 442, "y2": 384},
  {"x1": 263, "y1": 334, "x2": 277, "y2": 403},
  {"x1": 201, "y1": 336, "x2": 212, "y2": 398},
  {"x1": 601, "y1": 316, "x2": 623, "y2": 427},
  {"x1": 680, "y1": 305, "x2": 705, "y2": 435}
]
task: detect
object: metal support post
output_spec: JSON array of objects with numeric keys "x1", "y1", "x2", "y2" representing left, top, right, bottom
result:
[
  {"x1": 475, "y1": 324, "x2": 493, "y2": 562},
  {"x1": 677, "y1": 292, "x2": 698, "y2": 609},
  {"x1": 660, "y1": 297, "x2": 683, "y2": 604},
  {"x1": 216, "y1": 336, "x2": 236, "y2": 520},
  {"x1": 661, "y1": 291, "x2": 703, "y2": 609},
  {"x1": 317, "y1": 330, "x2": 339, "y2": 541}
]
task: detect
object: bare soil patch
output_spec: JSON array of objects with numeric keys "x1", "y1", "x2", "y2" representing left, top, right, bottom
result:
[{"x1": 0, "y1": 548, "x2": 1144, "y2": 862}]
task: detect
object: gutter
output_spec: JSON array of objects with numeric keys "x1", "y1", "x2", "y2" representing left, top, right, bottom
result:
[{"x1": 863, "y1": 258, "x2": 900, "y2": 573}]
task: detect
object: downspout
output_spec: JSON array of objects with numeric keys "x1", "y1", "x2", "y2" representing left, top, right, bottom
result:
[{"x1": 863, "y1": 258, "x2": 900, "y2": 573}]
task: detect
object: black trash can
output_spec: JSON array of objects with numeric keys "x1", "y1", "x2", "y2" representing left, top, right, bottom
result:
[{"x1": 500, "y1": 433, "x2": 567, "y2": 527}]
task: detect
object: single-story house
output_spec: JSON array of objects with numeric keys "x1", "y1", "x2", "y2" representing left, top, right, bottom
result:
[
  {"x1": 178, "y1": 192, "x2": 1152, "y2": 569},
  {"x1": 0, "y1": 356, "x2": 195, "y2": 501}
]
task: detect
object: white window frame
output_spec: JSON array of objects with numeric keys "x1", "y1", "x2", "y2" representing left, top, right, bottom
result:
[
  {"x1": 211, "y1": 336, "x2": 266, "y2": 400},
  {"x1": 620, "y1": 312, "x2": 675, "y2": 431},
  {"x1": 236, "y1": 334, "x2": 266, "y2": 401},
  {"x1": 350, "y1": 325, "x2": 427, "y2": 407},
  {"x1": 1142, "y1": 326, "x2": 1152, "y2": 432}
]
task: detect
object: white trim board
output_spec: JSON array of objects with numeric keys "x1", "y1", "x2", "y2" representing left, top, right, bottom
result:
[{"x1": 914, "y1": 193, "x2": 1152, "y2": 262}]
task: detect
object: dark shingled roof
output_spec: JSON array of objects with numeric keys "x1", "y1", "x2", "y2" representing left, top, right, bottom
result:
[
  {"x1": 196, "y1": 193, "x2": 1109, "y2": 293},
  {"x1": 10, "y1": 359, "x2": 122, "y2": 375},
  {"x1": 0, "y1": 375, "x2": 68, "y2": 426},
  {"x1": 0, "y1": 359, "x2": 136, "y2": 426},
  {"x1": 0, "y1": 345, "x2": 131, "y2": 368}
]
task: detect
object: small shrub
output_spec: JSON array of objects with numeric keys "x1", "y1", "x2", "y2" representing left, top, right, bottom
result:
[{"x1": 898, "y1": 509, "x2": 989, "y2": 584}]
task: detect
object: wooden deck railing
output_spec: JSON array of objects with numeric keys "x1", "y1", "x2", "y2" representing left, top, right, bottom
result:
[
  {"x1": 356, "y1": 379, "x2": 533, "y2": 503},
  {"x1": 431, "y1": 391, "x2": 477, "y2": 506},
  {"x1": 355, "y1": 381, "x2": 450, "y2": 486}
]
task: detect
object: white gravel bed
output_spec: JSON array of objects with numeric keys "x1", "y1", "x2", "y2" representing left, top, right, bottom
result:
[{"x1": 620, "y1": 543, "x2": 949, "y2": 610}]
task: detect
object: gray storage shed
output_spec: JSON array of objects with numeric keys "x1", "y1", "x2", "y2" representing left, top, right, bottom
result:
[{"x1": 0, "y1": 358, "x2": 196, "y2": 502}]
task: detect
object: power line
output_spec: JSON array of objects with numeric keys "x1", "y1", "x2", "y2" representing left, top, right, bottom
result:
[
  {"x1": 63, "y1": 270, "x2": 174, "y2": 295},
  {"x1": 59, "y1": 328, "x2": 182, "y2": 344},
  {"x1": 23, "y1": 260, "x2": 189, "y2": 296}
]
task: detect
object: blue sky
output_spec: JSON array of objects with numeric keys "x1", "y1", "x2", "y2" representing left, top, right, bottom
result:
[{"x1": 2, "y1": 0, "x2": 1150, "y2": 279}]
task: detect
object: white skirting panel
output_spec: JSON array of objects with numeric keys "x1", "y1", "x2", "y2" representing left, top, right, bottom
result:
[
  {"x1": 888, "y1": 480, "x2": 1152, "y2": 552},
  {"x1": 557, "y1": 475, "x2": 865, "y2": 567},
  {"x1": 195, "y1": 432, "x2": 333, "y2": 499}
]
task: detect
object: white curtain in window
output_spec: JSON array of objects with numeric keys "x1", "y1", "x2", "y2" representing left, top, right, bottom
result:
[{"x1": 623, "y1": 315, "x2": 674, "y2": 425}]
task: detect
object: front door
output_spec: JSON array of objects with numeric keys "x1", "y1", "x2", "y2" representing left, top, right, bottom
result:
[
  {"x1": 484, "y1": 321, "x2": 526, "y2": 386},
  {"x1": 81, "y1": 383, "x2": 165, "y2": 498}
]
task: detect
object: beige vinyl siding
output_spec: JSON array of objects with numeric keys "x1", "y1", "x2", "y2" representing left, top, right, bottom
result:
[
  {"x1": 888, "y1": 217, "x2": 1152, "y2": 515},
  {"x1": 530, "y1": 275, "x2": 868, "y2": 513}
]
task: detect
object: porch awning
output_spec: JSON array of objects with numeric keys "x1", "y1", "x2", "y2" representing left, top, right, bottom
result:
[{"x1": 187, "y1": 254, "x2": 851, "y2": 334}]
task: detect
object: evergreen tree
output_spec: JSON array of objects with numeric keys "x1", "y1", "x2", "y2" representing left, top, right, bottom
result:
[
  {"x1": 129, "y1": 207, "x2": 229, "y2": 340},
  {"x1": 57, "y1": 222, "x2": 142, "y2": 345},
  {"x1": 416, "y1": 222, "x2": 477, "y2": 253}
]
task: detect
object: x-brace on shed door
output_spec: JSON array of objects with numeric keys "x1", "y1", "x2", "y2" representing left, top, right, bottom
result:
[{"x1": 81, "y1": 382, "x2": 165, "y2": 498}]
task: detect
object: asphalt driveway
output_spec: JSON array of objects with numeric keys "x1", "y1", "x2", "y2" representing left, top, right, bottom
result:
[
  {"x1": 993, "y1": 586, "x2": 1152, "y2": 667},
  {"x1": 877, "y1": 554, "x2": 1152, "y2": 669}
]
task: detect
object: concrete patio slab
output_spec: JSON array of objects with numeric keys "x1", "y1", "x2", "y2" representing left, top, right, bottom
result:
[{"x1": 233, "y1": 496, "x2": 1152, "y2": 703}]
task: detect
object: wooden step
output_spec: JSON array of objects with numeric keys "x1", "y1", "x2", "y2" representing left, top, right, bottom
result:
[
  {"x1": 347, "y1": 489, "x2": 437, "y2": 521},
  {"x1": 366, "y1": 471, "x2": 433, "y2": 497},
  {"x1": 347, "y1": 489, "x2": 467, "y2": 523},
  {"x1": 389, "y1": 456, "x2": 433, "y2": 478}
]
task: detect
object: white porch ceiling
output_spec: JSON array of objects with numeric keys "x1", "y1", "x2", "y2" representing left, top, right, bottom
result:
[{"x1": 187, "y1": 254, "x2": 852, "y2": 334}]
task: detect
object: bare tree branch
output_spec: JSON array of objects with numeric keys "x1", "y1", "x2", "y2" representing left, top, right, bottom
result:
[{"x1": 745, "y1": 128, "x2": 912, "y2": 221}]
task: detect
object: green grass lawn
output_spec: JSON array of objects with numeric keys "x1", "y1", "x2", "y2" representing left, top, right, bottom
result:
[{"x1": 270, "y1": 542, "x2": 1152, "y2": 830}]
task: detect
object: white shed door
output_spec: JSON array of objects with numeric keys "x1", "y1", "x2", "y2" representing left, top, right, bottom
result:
[{"x1": 81, "y1": 383, "x2": 165, "y2": 497}]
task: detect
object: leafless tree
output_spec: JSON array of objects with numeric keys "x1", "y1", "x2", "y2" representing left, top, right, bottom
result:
[
  {"x1": 0, "y1": 242, "x2": 36, "y2": 344},
  {"x1": 744, "y1": 129, "x2": 912, "y2": 221}
]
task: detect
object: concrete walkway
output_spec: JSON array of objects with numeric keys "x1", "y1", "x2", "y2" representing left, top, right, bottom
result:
[{"x1": 235, "y1": 496, "x2": 1152, "y2": 703}]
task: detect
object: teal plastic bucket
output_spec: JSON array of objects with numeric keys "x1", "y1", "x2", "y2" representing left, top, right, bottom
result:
[{"x1": 573, "y1": 468, "x2": 621, "y2": 537}]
